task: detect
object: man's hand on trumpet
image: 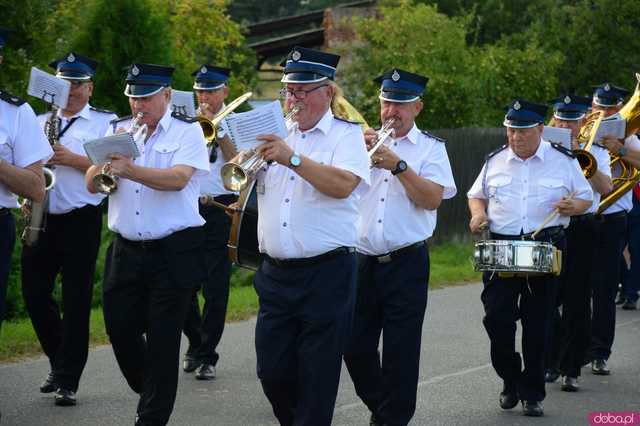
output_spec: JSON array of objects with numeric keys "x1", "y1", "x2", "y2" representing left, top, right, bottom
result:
[
  {"x1": 106, "y1": 153, "x2": 136, "y2": 179},
  {"x1": 370, "y1": 144, "x2": 400, "y2": 171},
  {"x1": 256, "y1": 134, "x2": 294, "y2": 166}
]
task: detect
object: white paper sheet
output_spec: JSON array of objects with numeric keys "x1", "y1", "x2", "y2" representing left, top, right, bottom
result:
[
  {"x1": 225, "y1": 101, "x2": 288, "y2": 151},
  {"x1": 27, "y1": 67, "x2": 70, "y2": 108},
  {"x1": 543, "y1": 126, "x2": 572, "y2": 149},
  {"x1": 170, "y1": 89, "x2": 196, "y2": 117},
  {"x1": 83, "y1": 133, "x2": 140, "y2": 165},
  {"x1": 594, "y1": 114, "x2": 626, "y2": 141}
]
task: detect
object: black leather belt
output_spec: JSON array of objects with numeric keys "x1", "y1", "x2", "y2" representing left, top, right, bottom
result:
[
  {"x1": 265, "y1": 246, "x2": 355, "y2": 269},
  {"x1": 492, "y1": 225, "x2": 564, "y2": 242},
  {"x1": 117, "y1": 234, "x2": 163, "y2": 250},
  {"x1": 570, "y1": 213, "x2": 594, "y2": 224},
  {"x1": 369, "y1": 241, "x2": 426, "y2": 264}
]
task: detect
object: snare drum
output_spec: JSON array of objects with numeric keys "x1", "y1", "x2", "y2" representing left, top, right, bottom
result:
[{"x1": 474, "y1": 240, "x2": 562, "y2": 276}]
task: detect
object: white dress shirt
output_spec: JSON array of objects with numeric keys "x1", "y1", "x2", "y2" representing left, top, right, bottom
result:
[
  {"x1": 0, "y1": 94, "x2": 53, "y2": 208},
  {"x1": 257, "y1": 109, "x2": 371, "y2": 259},
  {"x1": 586, "y1": 144, "x2": 612, "y2": 214},
  {"x1": 37, "y1": 104, "x2": 116, "y2": 214},
  {"x1": 601, "y1": 134, "x2": 640, "y2": 214},
  {"x1": 358, "y1": 124, "x2": 457, "y2": 255},
  {"x1": 105, "y1": 107, "x2": 210, "y2": 240},
  {"x1": 467, "y1": 140, "x2": 593, "y2": 235},
  {"x1": 197, "y1": 105, "x2": 234, "y2": 197}
]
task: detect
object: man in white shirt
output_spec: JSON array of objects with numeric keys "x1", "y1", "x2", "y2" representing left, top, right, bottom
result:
[
  {"x1": 85, "y1": 63, "x2": 210, "y2": 426},
  {"x1": 544, "y1": 95, "x2": 612, "y2": 392},
  {"x1": 251, "y1": 46, "x2": 370, "y2": 426},
  {"x1": 343, "y1": 69, "x2": 456, "y2": 426},
  {"x1": 0, "y1": 28, "x2": 52, "y2": 335},
  {"x1": 467, "y1": 99, "x2": 593, "y2": 417},
  {"x1": 181, "y1": 64, "x2": 238, "y2": 380},
  {"x1": 20, "y1": 52, "x2": 117, "y2": 406},
  {"x1": 586, "y1": 82, "x2": 640, "y2": 375}
]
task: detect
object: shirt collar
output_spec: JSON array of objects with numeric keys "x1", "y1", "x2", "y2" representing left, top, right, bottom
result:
[
  {"x1": 299, "y1": 108, "x2": 333, "y2": 136},
  {"x1": 157, "y1": 105, "x2": 173, "y2": 133},
  {"x1": 506, "y1": 138, "x2": 546, "y2": 162},
  {"x1": 393, "y1": 123, "x2": 419, "y2": 145},
  {"x1": 57, "y1": 103, "x2": 91, "y2": 121}
]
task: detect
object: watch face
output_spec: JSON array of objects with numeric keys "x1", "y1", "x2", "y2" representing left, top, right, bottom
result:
[
  {"x1": 290, "y1": 154, "x2": 301, "y2": 167},
  {"x1": 399, "y1": 160, "x2": 407, "y2": 171}
]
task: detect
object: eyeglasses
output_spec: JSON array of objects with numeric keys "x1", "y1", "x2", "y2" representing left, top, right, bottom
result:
[{"x1": 279, "y1": 84, "x2": 328, "y2": 100}]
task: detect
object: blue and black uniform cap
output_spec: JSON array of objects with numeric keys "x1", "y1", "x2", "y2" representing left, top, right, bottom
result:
[
  {"x1": 124, "y1": 63, "x2": 174, "y2": 98},
  {"x1": 374, "y1": 68, "x2": 428, "y2": 103},
  {"x1": 192, "y1": 64, "x2": 230, "y2": 90},
  {"x1": 280, "y1": 46, "x2": 340, "y2": 84},
  {"x1": 503, "y1": 99, "x2": 548, "y2": 129},
  {"x1": 48, "y1": 52, "x2": 97, "y2": 81},
  {"x1": 592, "y1": 82, "x2": 628, "y2": 107},
  {"x1": 549, "y1": 94, "x2": 592, "y2": 121}
]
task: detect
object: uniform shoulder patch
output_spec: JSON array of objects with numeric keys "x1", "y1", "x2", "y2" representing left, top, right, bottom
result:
[
  {"x1": 172, "y1": 111, "x2": 197, "y2": 123},
  {"x1": 333, "y1": 116, "x2": 362, "y2": 125},
  {"x1": 551, "y1": 142, "x2": 576, "y2": 158},
  {"x1": 0, "y1": 90, "x2": 26, "y2": 106},
  {"x1": 421, "y1": 130, "x2": 445, "y2": 143},
  {"x1": 90, "y1": 106, "x2": 116, "y2": 115},
  {"x1": 485, "y1": 144, "x2": 507, "y2": 161},
  {"x1": 110, "y1": 115, "x2": 131, "y2": 125}
]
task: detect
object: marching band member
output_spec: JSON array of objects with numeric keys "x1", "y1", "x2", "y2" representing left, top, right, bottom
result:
[
  {"x1": 181, "y1": 64, "x2": 238, "y2": 379},
  {"x1": 587, "y1": 83, "x2": 640, "y2": 375},
  {"x1": 544, "y1": 95, "x2": 612, "y2": 391},
  {"x1": 344, "y1": 69, "x2": 456, "y2": 426},
  {"x1": 251, "y1": 46, "x2": 370, "y2": 425},
  {"x1": 85, "y1": 63, "x2": 209, "y2": 426},
  {"x1": 0, "y1": 28, "x2": 52, "y2": 333},
  {"x1": 21, "y1": 52, "x2": 117, "y2": 406},
  {"x1": 467, "y1": 100, "x2": 592, "y2": 417}
]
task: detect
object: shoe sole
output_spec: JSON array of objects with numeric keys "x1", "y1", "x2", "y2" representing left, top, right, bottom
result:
[
  {"x1": 183, "y1": 365, "x2": 198, "y2": 373},
  {"x1": 54, "y1": 399, "x2": 76, "y2": 407},
  {"x1": 592, "y1": 370, "x2": 611, "y2": 375},
  {"x1": 195, "y1": 375, "x2": 215, "y2": 380},
  {"x1": 561, "y1": 385, "x2": 579, "y2": 392},
  {"x1": 40, "y1": 386, "x2": 56, "y2": 394},
  {"x1": 523, "y1": 411, "x2": 544, "y2": 417}
]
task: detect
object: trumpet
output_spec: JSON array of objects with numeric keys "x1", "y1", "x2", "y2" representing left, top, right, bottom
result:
[
  {"x1": 198, "y1": 92, "x2": 252, "y2": 145},
  {"x1": 368, "y1": 118, "x2": 397, "y2": 166},
  {"x1": 220, "y1": 106, "x2": 300, "y2": 192},
  {"x1": 93, "y1": 112, "x2": 147, "y2": 195}
]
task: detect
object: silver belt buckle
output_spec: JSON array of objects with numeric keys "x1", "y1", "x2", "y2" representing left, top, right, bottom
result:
[{"x1": 377, "y1": 254, "x2": 392, "y2": 264}]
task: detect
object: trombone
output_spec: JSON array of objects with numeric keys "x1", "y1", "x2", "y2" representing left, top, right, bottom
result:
[
  {"x1": 220, "y1": 106, "x2": 300, "y2": 192},
  {"x1": 197, "y1": 92, "x2": 252, "y2": 145}
]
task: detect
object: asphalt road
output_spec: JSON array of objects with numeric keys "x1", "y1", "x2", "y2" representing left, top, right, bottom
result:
[{"x1": 1, "y1": 283, "x2": 638, "y2": 426}]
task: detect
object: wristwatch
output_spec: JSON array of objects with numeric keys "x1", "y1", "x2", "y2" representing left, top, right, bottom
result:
[
  {"x1": 391, "y1": 160, "x2": 408, "y2": 176},
  {"x1": 618, "y1": 146, "x2": 628, "y2": 157},
  {"x1": 289, "y1": 153, "x2": 301, "y2": 168}
]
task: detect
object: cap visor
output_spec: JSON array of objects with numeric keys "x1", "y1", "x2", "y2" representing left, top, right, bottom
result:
[
  {"x1": 379, "y1": 91, "x2": 420, "y2": 103},
  {"x1": 57, "y1": 71, "x2": 92, "y2": 81},
  {"x1": 124, "y1": 84, "x2": 164, "y2": 98},
  {"x1": 281, "y1": 73, "x2": 328, "y2": 84},
  {"x1": 554, "y1": 111, "x2": 585, "y2": 121},
  {"x1": 503, "y1": 119, "x2": 540, "y2": 129},
  {"x1": 193, "y1": 82, "x2": 225, "y2": 90}
]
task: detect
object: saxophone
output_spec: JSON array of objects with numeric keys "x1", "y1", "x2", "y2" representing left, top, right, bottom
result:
[{"x1": 22, "y1": 109, "x2": 58, "y2": 246}]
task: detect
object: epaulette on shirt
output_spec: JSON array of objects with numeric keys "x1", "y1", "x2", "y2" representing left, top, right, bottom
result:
[
  {"x1": 550, "y1": 142, "x2": 576, "y2": 159},
  {"x1": 333, "y1": 116, "x2": 362, "y2": 125},
  {"x1": 485, "y1": 144, "x2": 507, "y2": 161},
  {"x1": 90, "y1": 106, "x2": 116, "y2": 115},
  {"x1": 172, "y1": 111, "x2": 197, "y2": 123},
  {"x1": 421, "y1": 130, "x2": 445, "y2": 143},
  {"x1": 0, "y1": 90, "x2": 26, "y2": 107}
]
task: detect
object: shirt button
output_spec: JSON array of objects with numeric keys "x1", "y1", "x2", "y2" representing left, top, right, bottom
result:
[
  {"x1": 283, "y1": 222, "x2": 287, "y2": 227},
  {"x1": 394, "y1": 142, "x2": 398, "y2": 146},
  {"x1": 302, "y1": 134, "x2": 306, "y2": 139},
  {"x1": 290, "y1": 176, "x2": 295, "y2": 181},
  {"x1": 384, "y1": 178, "x2": 388, "y2": 182},
  {"x1": 285, "y1": 198, "x2": 290, "y2": 203},
  {"x1": 380, "y1": 198, "x2": 385, "y2": 202},
  {"x1": 136, "y1": 190, "x2": 139, "y2": 194},
  {"x1": 378, "y1": 219, "x2": 382, "y2": 223},
  {"x1": 136, "y1": 211, "x2": 140, "y2": 215},
  {"x1": 138, "y1": 232, "x2": 142, "y2": 236}
]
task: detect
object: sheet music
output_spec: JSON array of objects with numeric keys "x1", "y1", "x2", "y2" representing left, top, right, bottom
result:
[
  {"x1": 27, "y1": 67, "x2": 70, "y2": 108},
  {"x1": 83, "y1": 133, "x2": 140, "y2": 165},
  {"x1": 225, "y1": 101, "x2": 288, "y2": 151},
  {"x1": 543, "y1": 126, "x2": 572, "y2": 149},
  {"x1": 594, "y1": 114, "x2": 626, "y2": 141},
  {"x1": 170, "y1": 89, "x2": 196, "y2": 117}
]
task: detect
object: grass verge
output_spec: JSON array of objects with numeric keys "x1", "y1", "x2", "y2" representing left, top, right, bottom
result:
[{"x1": 0, "y1": 242, "x2": 479, "y2": 363}]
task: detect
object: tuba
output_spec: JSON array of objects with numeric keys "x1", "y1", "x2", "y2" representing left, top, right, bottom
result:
[
  {"x1": 92, "y1": 112, "x2": 147, "y2": 195},
  {"x1": 22, "y1": 108, "x2": 58, "y2": 246},
  {"x1": 198, "y1": 92, "x2": 252, "y2": 145},
  {"x1": 597, "y1": 73, "x2": 640, "y2": 214},
  {"x1": 574, "y1": 111, "x2": 606, "y2": 179}
]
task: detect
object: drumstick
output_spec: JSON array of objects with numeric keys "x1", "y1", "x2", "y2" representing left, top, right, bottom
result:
[
  {"x1": 531, "y1": 191, "x2": 577, "y2": 239},
  {"x1": 201, "y1": 197, "x2": 241, "y2": 213}
]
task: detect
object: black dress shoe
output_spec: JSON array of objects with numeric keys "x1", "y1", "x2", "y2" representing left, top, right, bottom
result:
[
  {"x1": 40, "y1": 372, "x2": 57, "y2": 393},
  {"x1": 592, "y1": 359, "x2": 610, "y2": 375},
  {"x1": 499, "y1": 383, "x2": 518, "y2": 410},
  {"x1": 544, "y1": 369, "x2": 560, "y2": 383},
  {"x1": 523, "y1": 400, "x2": 544, "y2": 416},
  {"x1": 369, "y1": 413, "x2": 382, "y2": 426},
  {"x1": 182, "y1": 348, "x2": 199, "y2": 373},
  {"x1": 195, "y1": 363, "x2": 216, "y2": 380},
  {"x1": 622, "y1": 299, "x2": 637, "y2": 310},
  {"x1": 561, "y1": 376, "x2": 579, "y2": 392},
  {"x1": 54, "y1": 388, "x2": 77, "y2": 406}
]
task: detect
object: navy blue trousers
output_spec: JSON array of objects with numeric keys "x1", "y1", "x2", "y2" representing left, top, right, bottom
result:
[
  {"x1": 621, "y1": 197, "x2": 640, "y2": 303},
  {"x1": 0, "y1": 212, "x2": 15, "y2": 333},
  {"x1": 590, "y1": 212, "x2": 627, "y2": 360},
  {"x1": 481, "y1": 231, "x2": 564, "y2": 402},
  {"x1": 254, "y1": 251, "x2": 357, "y2": 426},
  {"x1": 344, "y1": 245, "x2": 429, "y2": 426}
]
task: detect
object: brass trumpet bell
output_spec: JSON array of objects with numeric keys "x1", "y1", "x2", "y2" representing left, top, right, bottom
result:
[
  {"x1": 220, "y1": 150, "x2": 265, "y2": 192},
  {"x1": 92, "y1": 166, "x2": 118, "y2": 195},
  {"x1": 201, "y1": 92, "x2": 252, "y2": 146}
]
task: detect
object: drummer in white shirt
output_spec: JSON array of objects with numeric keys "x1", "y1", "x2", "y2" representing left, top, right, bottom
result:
[
  {"x1": 251, "y1": 46, "x2": 370, "y2": 426},
  {"x1": 467, "y1": 99, "x2": 593, "y2": 417},
  {"x1": 21, "y1": 52, "x2": 117, "y2": 406},
  {"x1": 85, "y1": 63, "x2": 210, "y2": 426},
  {"x1": 343, "y1": 68, "x2": 456, "y2": 426}
]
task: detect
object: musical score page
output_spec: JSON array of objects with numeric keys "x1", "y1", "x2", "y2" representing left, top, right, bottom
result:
[{"x1": 225, "y1": 101, "x2": 288, "y2": 151}]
